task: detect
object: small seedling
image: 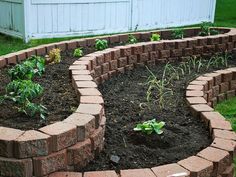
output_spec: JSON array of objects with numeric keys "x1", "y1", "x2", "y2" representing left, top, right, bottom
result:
[
  {"x1": 128, "y1": 34, "x2": 137, "y2": 44},
  {"x1": 134, "y1": 119, "x2": 165, "y2": 135},
  {"x1": 95, "y1": 39, "x2": 108, "y2": 51},
  {"x1": 73, "y1": 48, "x2": 84, "y2": 57},
  {"x1": 49, "y1": 48, "x2": 61, "y2": 63},
  {"x1": 171, "y1": 28, "x2": 184, "y2": 39},
  {"x1": 151, "y1": 33, "x2": 161, "y2": 41}
]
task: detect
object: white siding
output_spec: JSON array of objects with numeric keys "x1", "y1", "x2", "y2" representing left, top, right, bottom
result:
[{"x1": 0, "y1": 0, "x2": 216, "y2": 41}]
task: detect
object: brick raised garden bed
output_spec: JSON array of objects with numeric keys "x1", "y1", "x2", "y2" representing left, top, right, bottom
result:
[{"x1": 0, "y1": 27, "x2": 236, "y2": 177}]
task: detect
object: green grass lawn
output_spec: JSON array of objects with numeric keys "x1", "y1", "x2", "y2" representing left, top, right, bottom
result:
[{"x1": 0, "y1": 0, "x2": 236, "y2": 56}]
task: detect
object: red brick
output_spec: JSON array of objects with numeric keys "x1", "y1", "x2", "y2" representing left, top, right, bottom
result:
[
  {"x1": 204, "y1": 72, "x2": 222, "y2": 86},
  {"x1": 33, "y1": 149, "x2": 67, "y2": 176},
  {"x1": 80, "y1": 96, "x2": 104, "y2": 105},
  {"x1": 0, "y1": 127, "x2": 24, "y2": 157},
  {"x1": 110, "y1": 49, "x2": 120, "y2": 60},
  {"x1": 0, "y1": 157, "x2": 32, "y2": 177},
  {"x1": 116, "y1": 46, "x2": 132, "y2": 57},
  {"x1": 118, "y1": 34, "x2": 129, "y2": 43},
  {"x1": 187, "y1": 85, "x2": 204, "y2": 91},
  {"x1": 35, "y1": 46, "x2": 47, "y2": 55},
  {"x1": 216, "y1": 44, "x2": 227, "y2": 52},
  {"x1": 186, "y1": 97, "x2": 207, "y2": 105},
  {"x1": 78, "y1": 88, "x2": 101, "y2": 96},
  {"x1": 14, "y1": 130, "x2": 52, "y2": 158},
  {"x1": 190, "y1": 80, "x2": 209, "y2": 91},
  {"x1": 0, "y1": 57, "x2": 7, "y2": 68},
  {"x1": 39, "y1": 122, "x2": 77, "y2": 152},
  {"x1": 118, "y1": 57, "x2": 128, "y2": 67},
  {"x1": 75, "y1": 81, "x2": 97, "y2": 88},
  {"x1": 55, "y1": 42, "x2": 66, "y2": 51},
  {"x1": 90, "y1": 127, "x2": 105, "y2": 151},
  {"x1": 186, "y1": 91, "x2": 204, "y2": 97},
  {"x1": 67, "y1": 139, "x2": 93, "y2": 166},
  {"x1": 63, "y1": 113, "x2": 95, "y2": 141},
  {"x1": 49, "y1": 172, "x2": 82, "y2": 177},
  {"x1": 131, "y1": 44, "x2": 143, "y2": 55},
  {"x1": 45, "y1": 44, "x2": 56, "y2": 54},
  {"x1": 226, "y1": 90, "x2": 235, "y2": 99},
  {"x1": 95, "y1": 53, "x2": 105, "y2": 65},
  {"x1": 72, "y1": 70, "x2": 91, "y2": 75},
  {"x1": 229, "y1": 80, "x2": 236, "y2": 90},
  {"x1": 154, "y1": 42, "x2": 164, "y2": 50},
  {"x1": 194, "y1": 46, "x2": 204, "y2": 55},
  {"x1": 175, "y1": 39, "x2": 188, "y2": 49},
  {"x1": 152, "y1": 163, "x2": 190, "y2": 177},
  {"x1": 197, "y1": 147, "x2": 230, "y2": 176},
  {"x1": 73, "y1": 60, "x2": 92, "y2": 70},
  {"x1": 15, "y1": 51, "x2": 27, "y2": 62},
  {"x1": 102, "y1": 62, "x2": 109, "y2": 74},
  {"x1": 121, "y1": 168, "x2": 156, "y2": 177},
  {"x1": 221, "y1": 164, "x2": 234, "y2": 177},
  {"x1": 187, "y1": 38, "x2": 198, "y2": 48},
  {"x1": 73, "y1": 75, "x2": 93, "y2": 82},
  {"x1": 160, "y1": 50, "x2": 170, "y2": 58},
  {"x1": 76, "y1": 104, "x2": 103, "y2": 128},
  {"x1": 213, "y1": 129, "x2": 236, "y2": 141},
  {"x1": 178, "y1": 156, "x2": 213, "y2": 177},
  {"x1": 211, "y1": 138, "x2": 236, "y2": 159},
  {"x1": 215, "y1": 70, "x2": 233, "y2": 82},
  {"x1": 25, "y1": 48, "x2": 36, "y2": 57},
  {"x1": 69, "y1": 65, "x2": 87, "y2": 71},
  {"x1": 197, "y1": 76, "x2": 214, "y2": 89},
  {"x1": 143, "y1": 43, "x2": 153, "y2": 53},
  {"x1": 5, "y1": 54, "x2": 17, "y2": 64},
  {"x1": 109, "y1": 35, "x2": 119, "y2": 44},
  {"x1": 138, "y1": 53, "x2": 149, "y2": 63},
  {"x1": 110, "y1": 60, "x2": 118, "y2": 70},
  {"x1": 66, "y1": 40, "x2": 78, "y2": 50},
  {"x1": 217, "y1": 93, "x2": 226, "y2": 103},
  {"x1": 200, "y1": 111, "x2": 225, "y2": 126},
  {"x1": 84, "y1": 171, "x2": 118, "y2": 177},
  {"x1": 149, "y1": 51, "x2": 159, "y2": 60},
  {"x1": 171, "y1": 49, "x2": 182, "y2": 57},
  {"x1": 101, "y1": 73, "x2": 109, "y2": 83},
  {"x1": 190, "y1": 104, "x2": 214, "y2": 117},
  {"x1": 183, "y1": 48, "x2": 193, "y2": 56},
  {"x1": 164, "y1": 41, "x2": 175, "y2": 50},
  {"x1": 103, "y1": 51, "x2": 112, "y2": 63},
  {"x1": 220, "y1": 82, "x2": 229, "y2": 93}
]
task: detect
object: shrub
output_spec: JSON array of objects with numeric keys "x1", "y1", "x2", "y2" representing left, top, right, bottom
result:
[
  {"x1": 171, "y1": 28, "x2": 184, "y2": 39},
  {"x1": 134, "y1": 119, "x2": 165, "y2": 135},
  {"x1": 8, "y1": 56, "x2": 45, "y2": 80},
  {"x1": 73, "y1": 48, "x2": 84, "y2": 57},
  {"x1": 151, "y1": 33, "x2": 161, "y2": 41},
  {"x1": 128, "y1": 34, "x2": 138, "y2": 44},
  {"x1": 49, "y1": 48, "x2": 61, "y2": 63},
  {"x1": 95, "y1": 39, "x2": 108, "y2": 51},
  {"x1": 199, "y1": 22, "x2": 219, "y2": 36}
]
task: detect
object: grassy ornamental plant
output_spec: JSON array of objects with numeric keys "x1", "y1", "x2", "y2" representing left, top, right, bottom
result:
[
  {"x1": 49, "y1": 48, "x2": 62, "y2": 63},
  {"x1": 95, "y1": 39, "x2": 108, "y2": 51},
  {"x1": 134, "y1": 119, "x2": 165, "y2": 135},
  {"x1": 128, "y1": 34, "x2": 138, "y2": 44},
  {"x1": 73, "y1": 48, "x2": 84, "y2": 57},
  {"x1": 151, "y1": 33, "x2": 161, "y2": 41}
]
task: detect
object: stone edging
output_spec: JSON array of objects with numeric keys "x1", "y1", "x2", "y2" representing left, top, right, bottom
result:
[{"x1": 0, "y1": 27, "x2": 236, "y2": 177}]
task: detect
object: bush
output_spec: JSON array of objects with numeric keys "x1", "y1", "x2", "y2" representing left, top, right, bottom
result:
[
  {"x1": 151, "y1": 33, "x2": 161, "y2": 41},
  {"x1": 73, "y1": 48, "x2": 84, "y2": 57},
  {"x1": 128, "y1": 34, "x2": 138, "y2": 44},
  {"x1": 95, "y1": 39, "x2": 108, "y2": 51}
]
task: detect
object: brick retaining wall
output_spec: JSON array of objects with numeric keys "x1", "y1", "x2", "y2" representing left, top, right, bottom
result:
[{"x1": 0, "y1": 27, "x2": 236, "y2": 177}]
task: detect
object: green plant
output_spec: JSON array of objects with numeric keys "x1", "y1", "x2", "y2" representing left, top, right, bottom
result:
[
  {"x1": 49, "y1": 48, "x2": 61, "y2": 63},
  {"x1": 171, "y1": 28, "x2": 184, "y2": 39},
  {"x1": 0, "y1": 80, "x2": 47, "y2": 120},
  {"x1": 8, "y1": 56, "x2": 45, "y2": 80},
  {"x1": 199, "y1": 22, "x2": 219, "y2": 36},
  {"x1": 151, "y1": 33, "x2": 161, "y2": 41},
  {"x1": 210, "y1": 29, "x2": 220, "y2": 35},
  {"x1": 134, "y1": 119, "x2": 165, "y2": 135},
  {"x1": 128, "y1": 34, "x2": 137, "y2": 44},
  {"x1": 95, "y1": 39, "x2": 108, "y2": 51},
  {"x1": 73, "y1": 48, "x2": 84, "y2": 57},
  {"x1": 207, "y1": 52, "x2": 231, "y2": 69}
]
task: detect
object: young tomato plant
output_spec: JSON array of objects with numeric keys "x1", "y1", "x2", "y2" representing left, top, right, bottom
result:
[
  {"x1": 151, "y1": 33, "x2": 161, "y2": 41},
  {"x1": 95, "y1": 39, "x2": 108, "y2": 51},
  {"x1": 171, "y1": 28, "x2": 184, "y2": 39},
  {"x1": 199, "y1": 22, "x2": 219, "y2": 36},
  {"x1": 128, "y1": 34, "x2": 137, "y2": 44},
  {"x1": 49, "y1": 48, "x2": 61, "y2": 63},
  {"x1": 8, "y1": 56, "x2": 45, "y2": 80},
  {"x1": 73, "y1": 48, "x2": 84, "y2": 57},
  {"x1": 134, "y1": 119, "x2": 165, "y2": 135}
]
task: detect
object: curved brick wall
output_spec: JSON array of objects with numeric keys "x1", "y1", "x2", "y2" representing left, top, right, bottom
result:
[{"x1": 0, "y1": 27, "x2": 236, "y2": 177}]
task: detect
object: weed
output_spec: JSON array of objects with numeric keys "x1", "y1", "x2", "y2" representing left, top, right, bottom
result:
[
  {"x1": 199, "y1": 22, "x2": 219, "y2": 36},
  {"x1": 128, "y1": 34, "x2": 137, "y2": 44},
  {"x1": 151, "y1": 33, "x2": 161, "y2": 41},
  {"x1": 95, "y1": 39, "x2": 108, "y2": 51},
  {"x1": 73, "y1": 48, "x2": 84, "y2": 57},
  {"x1": 171, "y1": 28, "x2": 184, "y2": 39},
  {"x1": 134, "y1": 119, "x2": 165, "y2": 135}
]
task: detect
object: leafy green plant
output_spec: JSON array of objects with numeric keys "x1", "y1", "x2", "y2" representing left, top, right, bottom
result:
[
  {"x1": 210, "y1": 29, "x2": 220, "y2": 35},
  {"x1": 199, "y1": 22, "x2": 219, "y2": 36},
  {"x1": 0, "y1": 80, "x2": 47, "y2": 120},
  {"x1": 8, "y1": 56, "x2": 45, "y2": 80},
  {"x1": 151, "y1": 33, "x2": 161, "y2": 41},
  {"x1": 95, "y1": 39, "x2": 108, "y2": 51},
  {"x1": 128, "y1": 34, "x2": 137, "y2": 44},
  {"x1": 134, "y1": 119, "x2": 165, "y2": 135},
  {"x1": 171, "y1": 28, "x2": 184, "y2": 39},
  {"x1": 73, "y1": 48, "x2": 84, "y2": 57},
  {"x1": 49, "y1": 48, "x2": 61, "y2": 63}
]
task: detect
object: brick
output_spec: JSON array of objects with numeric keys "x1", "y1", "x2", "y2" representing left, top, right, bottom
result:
[
  {"x1": 0, "y1": 127, "x2": 24, "y2": 157},
  {"x1": 140, "y1": 32, "x2": 151, "y2": 41},
  {"x1": 211, "y1": 138, "x2": 236, "y2": 159},
  {"x1": 75, "y1": 81, "x2": 97, "y2": 88},
  {"x1": 187, "y1": 38, "x2": 198, "y2": 48},
  {"x1": 186, "y1": 91, "x2": 204, "y2": 97},
  {"x1": 55, "y1": 42, "x2": 66, "y2": 51},
  {"x1": 187, "y1": 85, "x2": 204, "y2": 91},
  {"x1": 190, "y1": 80, "x2": 209, "y2": 91},
  {"x1": 109, "y1": 70, "x2": 117, "y2": 78},
  {"x1": 116, "y1": 46, "x2": 132, "y2": 57},
  {"x1": 63, "y1": 113, "x2": 95, "y2": 141},
  {"x1": 103, "y1": 51, "x2": 112, "y2": 63},
  {"x1": 121, "y1": 168, "x2": 156, "y2": 177},
  {"x1": 171, "y1": 49, "x2": 182, "y2": 57},
  {"x1": 131, "y1": 44, "x2": 143, "y2": 55},
  {"x1": 0, "y1": 57, "x2": 7, "y2": 68},
  {"x1": 227, "y1": 67, "x2": 236, "y2": 79},
  {"x1": 76, "y1": 104, "x2": 103, "y2": 128},
  {"x1": 212, "y1": 86, "x2": 220, "y2": 97},
  {"x1": 67, "y1": 139, "x2": 93, "y2": 166},
  {"x1": 25, "y1": 48, "x2": 36, "y2": 57},
  {"x1": 143, "y1": 43, "x2": 153, "y2": 53},
  {"x1": 101, "y1": 62, "x2": 109, "y2": 74},
  {"x1": 101, "y1": 73, "x2": 109, "y2": 83},
  {"x1": 5, "y1": 54, "x2": 17, "y2": 64},
  {"x1": 109, "y1": 35, "x2": 120, "y2": 44},
  {"x1": 110, "y1": 60, "x2": 118, "y2": 70},
  {"x1": 16, "y1": 51, "x2": 27, "y2": 62},
  {"x1": 49, "y1": 172, "x2": 82, "y2": 177},
  {"x1": 216, "y1": 44, "x2": 227, "y2": 52},
  {"x1": 84, "y1": 171, "x2": 118, "y2": 177},
  {"x1": 215, "y1": 70, "x2": 233, "y2": 82},
  {"x1": 110, "y1": 49, "x2": 120, "y2": 60},
  {"x1": 161, "y1": 30, "x2": 172, "y2": 39},
  {"x1": 164, "y1": 41, "x2": 175, "y2": 50},
  {"x1": 178, "y1": 156, "x2": 213, "y2": 177},
  {"x1": 69, "y1": 65, "x2": 87, "y2": 71},
  {"x1": 117, "y1": 67, "x2": 125, "y2": 74},
  {"x1": 204, "y1": 73, "x2": 222, "y2": 86},
  {"x1": 221, "y1": 164, "x2": 234, "y2": 177},
  {"x1": 190, "y1": 104, "x2": 214, "y2": 117},
  {"x1": 152, "y1": 163, "x2": 190, "y2": 177},
  {"x1": 208, "y1": 36, "x2": 220, "y2": 45},
  {"x1": 73, "y1": 60, "x2": 92, "y2": 70},
  {"x1": 220, "y1": 82, "x2": 229, "y2": 93},
  {"x1": 160, "y1": 50, "x2": 170, "y2": 58},
  {"x1": 80, "y1": 96, "x2": 104, "y2": 105},
  {"x1": 73, "y1": 75, "x2": 93, "y2": 82},
  {"x1": 229, "y1": 80, "x2": 236, "y2": 90},
  {"x1": 226, "y1": 90, "x2": 235, "y2": 99},
  {"x1": 95, "y1": 53, "x2": 105, "y2": 65},
  {"x1": 33, "y1": 149, "x2": 67, "y2": 176},
  {"x1": 200, "y1": 111, "x2": 225, "y2": 126},
  {"x1": 86, "y1": 38, "x2": 96, "y2": 47},
  {"x1": 183, "y1": 48, "x2": 193, "y2": 56},
  {"x1": 138, "y1": 53, "x2": 149, "y2": 63},
  {"x1": 213, "y1": 129, "x2": 236, "y2": 141},
  {"x1": 90, "y1": 127, "x2": 105, "y2": 151},
  {"x1": 197, "y1": 147, "x2": 230, "y2": 176},
  {"x1": 227, "y1": 42, "x2": 234, "y2": 51},
  {"x1": 118, "y1": 34, "x2": 129, "y2": 43},
  {"x1": 197, "y1": 76, "x2": 214, "y2": 89},
  {"x1": 14, "y1": 130, "x2": 52, "y2": 158},
  {"x1": 196, "y1": 36, "x2": 208, "y2": 46},
  {"x1": 194, "y1": 46, "x2": 204, "y2": 55},
  {"x1": 0, "y1": 157, "x2": 32, "y2": 177},
  {"x1": 78, "y1": 88, "x2": 101, "y2": 96},
  {"x1": 154, "y1": 42, "x2": 164, "y2": 50},
  {"x1": 149, "y1": 51, "x2": 159, "y2": 60},
  {"x1": 66, "y1": 40, "x2": 78, "y2": 50},
  {"x1": 217, "y1": 93, "x2": 226, "y2": 103},
  {"x1": 72, "y1": 70, "x2": 91, "y2": 75},
  {"x1": 39, "y1": 122, "x2": 77, "y2": 152},
  {"x1": 175, "y1": 40, "x2": 188, "y2": 49},
  {"x1": 186, "y1": 97, "x2": 207, "y2": 105},
  {"x1": 94, "y1": 66, "x2": 102, "y2": 77},
  {"x1": 118, "y1": 57, "x2": 128, "y2": 67}
]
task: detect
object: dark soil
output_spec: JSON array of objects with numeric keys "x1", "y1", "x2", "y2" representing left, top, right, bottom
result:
[{"x1": 81, "y1": 58, "x2": 236, "y2": 172}]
